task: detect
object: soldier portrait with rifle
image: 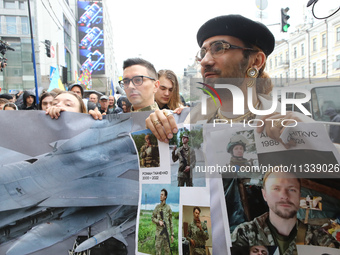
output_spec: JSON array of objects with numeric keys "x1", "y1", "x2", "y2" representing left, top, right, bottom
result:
[
  {"x1": 172, "y1": 133, "x2": 196, "y2": 187},
  {"x1": 151, "y1": 188, "x2": 174, "y2": 255}
]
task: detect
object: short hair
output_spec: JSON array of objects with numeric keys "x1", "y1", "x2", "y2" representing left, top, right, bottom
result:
[
  {"x1": 3, "y1": 102, "x2": 17, "y2": 110},
  {"x1": 39, "y1": 91, "x2": 56, "y2": 110},
  {"x1": 262, "y1": 168, "x2": 301, "y2": 190},
  {"x1": 123, "y1": 58, "x2": 157, "y2": 79},
  {"x1": 55, "y1": 91, "x2": 87, "y2": 113},
  {"x1": 161, "y1": 188, "x2": 168, "y2": 198},
  {"x1": 0, "y1": 98, "x2": 9, "y2": 105},
  {"x1": 193, "y1": 206, "x2": 201, "y2": 213},
  {"x1": 157, "y1": 69, "x2": 181, "y2": 110}
]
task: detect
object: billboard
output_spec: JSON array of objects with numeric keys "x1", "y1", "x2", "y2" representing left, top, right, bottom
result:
[{"x1": 77, "y1": 1, "x2": 105, "y2": 75}]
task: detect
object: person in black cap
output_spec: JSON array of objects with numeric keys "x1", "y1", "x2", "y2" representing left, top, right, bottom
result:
[{"x1": 146, "y1": 14, "x2": 310, "y2": 144}]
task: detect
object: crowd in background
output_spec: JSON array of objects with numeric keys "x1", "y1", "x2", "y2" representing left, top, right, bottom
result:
[{"x1": 0, "y1": 69, "x2": 187, "y2": 115}]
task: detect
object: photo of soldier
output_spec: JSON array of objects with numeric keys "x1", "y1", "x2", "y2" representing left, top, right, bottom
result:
[
  {"x1": 230, "y1": 245, "x2": 277, "y2": 255},
  {"x1": 226, "y1": 130, "x2": 258, "y2": 173},
  {"x1": 169, "y1": 126, "x2": 206, "y2": 187},
  {"x1": 132, "y1": 130, "x2": 160, "y2": 168},
  {"x1": 182, "y1": 205, "x2": 211, "y2": 255},
  {"x1": 228, "y1": 170, "x2": 340, "y2": 254},
  {"x1": 138, "y1": 184, "x2": 179, "y2": 255}
]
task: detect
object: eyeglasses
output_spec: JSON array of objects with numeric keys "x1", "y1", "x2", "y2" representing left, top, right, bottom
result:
[
  {"x1": 195, "y1": 40, "x2": 257, "y2": 62},
  {"x1": 119, "y1": 75, "x2": 156, "y2": 89}
]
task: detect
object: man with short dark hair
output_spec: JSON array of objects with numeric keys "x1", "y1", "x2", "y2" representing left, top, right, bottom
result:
[
  {"x1": 151, "y1": 188, "x2": 174, "y2": 255},
  {"x1": 119, "y1": 58, "x2": 159, "y2": 112},
  {"x1": 187, "y1": 206, "x2": 209, "y2": 255}
]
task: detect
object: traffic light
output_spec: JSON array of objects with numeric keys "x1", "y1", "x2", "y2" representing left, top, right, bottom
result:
[
  {"x1": 45, "y1": 40, "x2": 51, "y2": 57},
  {"x1": 281, "y1": 7, "x2": 290, "y2": 33}
]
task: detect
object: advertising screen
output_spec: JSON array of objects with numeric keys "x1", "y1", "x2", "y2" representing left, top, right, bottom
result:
[{"x1": 77, "y1": 1, "x2": 105, "y2": 75}]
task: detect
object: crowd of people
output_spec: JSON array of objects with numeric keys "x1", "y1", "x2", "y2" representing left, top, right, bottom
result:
[{"x1": 0, "y1": 67, "x2": 185, "y2": 116}]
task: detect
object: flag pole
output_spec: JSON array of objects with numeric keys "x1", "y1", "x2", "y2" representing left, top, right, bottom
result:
[{"x1": 27, "y1": 0, "x2": 39, "y2": 104}]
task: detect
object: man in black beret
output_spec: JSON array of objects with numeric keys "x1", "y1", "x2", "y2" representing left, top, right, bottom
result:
[{"x1": 146, "y1": 14, "x2": 309, "y2": 141}]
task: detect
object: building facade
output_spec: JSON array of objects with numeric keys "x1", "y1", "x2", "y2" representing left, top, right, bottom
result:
[
  {"x1": 266, "y1": 10, "x2": 340, "y2": 86},
  {"x1": 0, "y1": 0, "x2": 118, "y2": 95}
]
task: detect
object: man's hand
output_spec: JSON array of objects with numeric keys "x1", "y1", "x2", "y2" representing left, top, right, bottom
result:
[
  {"x1": 159, "y1": 220, "x2": 164, "y2": 227},
  {"x1": 172, "y1": 145, "x2": 177, "y2": 152},
  {"x1": 195, "y1": 219, "x2": 203, "y2": 231},
  {"x1": 46, "y1": 106, "x2": 65, "y2": 119},
  {"x1": 184, "y1": 166, "x2": 190, "y2": 173},
  {"x1": 145, "y1": 109, "x2": 178, "y2": 143},
  {"x1": 257, "y1": 111, "x2": 304, "y2": 149},
  {"x1": 190, "y1": 239, "x2": 195, "y2": 247},
  {"x1": 171, "y1": 235, "x2": 174, "y2": 243},
  {"x1": 88, "y1": 108, "x2": 103, "y2": 120}
]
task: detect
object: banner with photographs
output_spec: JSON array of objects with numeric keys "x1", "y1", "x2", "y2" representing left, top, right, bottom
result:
[{"x1": 203, "y1": 122, "x2": 340, "y2": 255}]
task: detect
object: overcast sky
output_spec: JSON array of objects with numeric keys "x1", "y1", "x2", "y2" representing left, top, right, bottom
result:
[{"x1": 106, "y1": 0, "x2": 336, "y2": 76}]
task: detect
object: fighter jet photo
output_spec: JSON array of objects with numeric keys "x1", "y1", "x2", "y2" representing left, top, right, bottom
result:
[{"x1": 0, "y1": 111, "x2": 140, "y2": 254}]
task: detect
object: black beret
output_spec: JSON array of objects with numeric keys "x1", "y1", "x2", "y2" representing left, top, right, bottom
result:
[
  {"x1": 197, "y1": 14, "x2": 275, "y2": 56},
  {"x1": 0, "y1": 93, "x2": 13, "y2": 100}
]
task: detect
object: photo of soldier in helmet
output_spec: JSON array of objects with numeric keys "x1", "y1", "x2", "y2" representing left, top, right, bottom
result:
[{"x1": 227, "y1": 134, "x2": 255, "y2": 171}]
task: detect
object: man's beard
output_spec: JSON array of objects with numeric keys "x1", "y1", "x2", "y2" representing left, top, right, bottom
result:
[
  {"x1": 272, "y1": 201, "x2": 298, "y2": 219},
  {"x1": 202, "y1": 57, "x2": 249, "y2": 98}
]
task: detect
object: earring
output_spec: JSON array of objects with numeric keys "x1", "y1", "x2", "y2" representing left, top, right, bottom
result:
[{"x1": 246, "y1": 67, "x2": 259, "y2": 87}]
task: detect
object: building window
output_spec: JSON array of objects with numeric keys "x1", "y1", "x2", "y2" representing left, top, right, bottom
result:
[
  {"x1": 275, "y1": 56, "x2": 277, "y2": 67},
  {"x1": 313, "y1": 62, "x2": 316, "y2": 76},
  {"x1": 294, "y1": 69, "x2": 297, "y2": 80},
  {"x1": 6, "y1": 16, "x2": 17, "y2": 34},
  {"x1": 313, "y1": 38, "x2": 317, "y2": 51},
  {"x1": 280, "y1": 54, "x2": 282, "y2": 65},
  {"x1": 21, "y1": 17, "x2": 29, "y2": 34},
  {"x1": 337, "y1": 27, "x2": 340, "y2": 42},
  {"x1": 286, "y1": 51, "x2": 289, "y2": 62},
  {"x1": 301, "y1": 43, "x2": 304, "y2": 55},
  {"x1": 302, "y1": 66, "x2": 305, "y2": 78},
  {"x1": 63, "y1": 16, "x2": 72, "y2": 50},
  {"x1": 4, "y1": 0, "x2": 16, "y2": 8},
  {"x1": 19, "y1": 1, "x2": 26, "y2": 9},
  {"x1": 286, "y1": 71, "x2": 289, "y2": 83},
  {"x1": 270, "y1": 59, "x2": 272, "y2": 69},
  {"x1": 280, "y1": 74, "x2": 283, "y2": 86},
  {"x1": 337, "y1": 54, "x2": 340, "y2": 62},
  {"x1": 322, "y1": 34, "x2": 326, "y2": 47},
  {"x1": 294, "y1": 47, "x2": 297, "y2": 58},
  {"x1": 322, "y1": 59, "x2": 326, "y2": 73}
]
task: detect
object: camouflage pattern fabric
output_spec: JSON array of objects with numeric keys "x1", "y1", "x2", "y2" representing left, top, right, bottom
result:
[
  {"x1": 229, "y1": 157, "x2": 251, "y2": 167},
  {"x1": 231, "y1": 212, "x2": 340, "y2": 255},
  {"x1": 187, "y1": 220, "x2": 209, "y2": 255},
  {"x1": 132, "y1": 102, "x2": 159, "y2": 112},
  {"x1": 152, "y1": 201, "x2": 174, "y2": 255},
  {"x1": 172, "y1": 146, "x2": 196, "y2": 186},
  {"x1": 140, "y1": 143, "x2": 159, "y2": 167}
]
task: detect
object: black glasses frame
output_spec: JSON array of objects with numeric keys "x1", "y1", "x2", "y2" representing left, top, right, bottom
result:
[{"x1": 119, "y1": 75, "x2": 156, "y2": 89}]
